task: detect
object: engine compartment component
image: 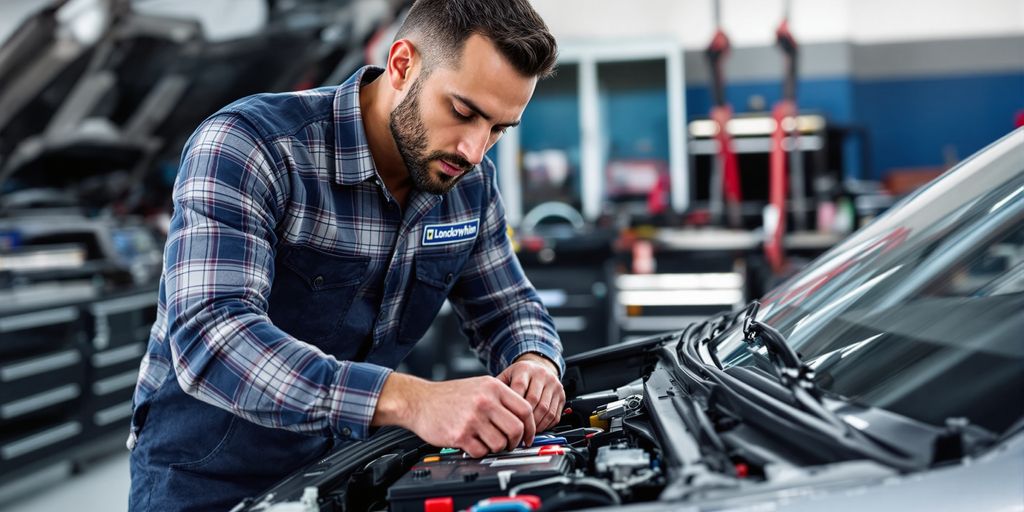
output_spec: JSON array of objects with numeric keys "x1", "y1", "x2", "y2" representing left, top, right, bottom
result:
[
  {"x1": 380, "y1": 387, "x2": 665, "y2": 512},
  {"x1": 386, "y1": 445, "x2": 574, "y2": 512},
  {"x1": 595, "y1": 444, "x2": 651, "y2": 482}
]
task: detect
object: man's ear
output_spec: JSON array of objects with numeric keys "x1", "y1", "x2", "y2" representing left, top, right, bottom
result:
[{"x1": 387, "y1": 39, "x2": 418, "y2": 91}]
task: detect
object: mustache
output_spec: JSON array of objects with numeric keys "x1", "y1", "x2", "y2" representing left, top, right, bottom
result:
[{"x1": 427, "y1": 151, "x2": 473, "y2": 172}]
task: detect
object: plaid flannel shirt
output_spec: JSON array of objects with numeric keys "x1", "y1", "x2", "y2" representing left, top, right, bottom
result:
[{"x1": 131, "y1": 66, "x2": 563, "y2": 444}]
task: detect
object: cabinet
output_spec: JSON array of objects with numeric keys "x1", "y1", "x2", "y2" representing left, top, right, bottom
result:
[
  {"x1": 496, "y1": 40, "x2": 689, "y2": 225},
  {"x1": 0, "y1": 284, "x2": 157, "y2": 485}
]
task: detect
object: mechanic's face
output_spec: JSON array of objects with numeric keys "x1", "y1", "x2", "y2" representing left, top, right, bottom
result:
[{"x1": 389, "y1": 34, "x2": 537, "y2": 195}]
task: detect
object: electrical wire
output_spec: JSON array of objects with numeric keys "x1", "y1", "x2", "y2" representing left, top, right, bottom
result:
[
  {"x1": 509, "y1": 476, "x2": 621, "y2": 505},
  {"x1": 610, "y1": 469, "x2": 658, "y2": 491}
]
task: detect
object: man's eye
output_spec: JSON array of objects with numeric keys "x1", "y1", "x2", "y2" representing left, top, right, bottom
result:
[{"x1": 452, "y1": 107, "x2": 472, "y2": 120}]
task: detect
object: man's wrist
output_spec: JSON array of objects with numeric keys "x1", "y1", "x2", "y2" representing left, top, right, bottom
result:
[
  {"x1": 513, "y1": 352, "x2": 559, "y2": 377},
  {"x1": 371, "y1": 372, "x2": 421, "y2": 428}
]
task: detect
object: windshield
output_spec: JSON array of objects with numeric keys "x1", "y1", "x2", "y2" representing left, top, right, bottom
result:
[{"x1": 715, "y1": 128, "x2": 1024, "y2": 435}]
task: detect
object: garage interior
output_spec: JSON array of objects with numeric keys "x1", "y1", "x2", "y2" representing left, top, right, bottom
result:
[{"x1": 0, "y1": 0, "x2": 1022, "y2": 510}]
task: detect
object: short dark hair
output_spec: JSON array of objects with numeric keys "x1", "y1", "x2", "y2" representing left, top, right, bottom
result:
[{"x1": 395, "y1": 0, "x2": 558, "y2": 78}]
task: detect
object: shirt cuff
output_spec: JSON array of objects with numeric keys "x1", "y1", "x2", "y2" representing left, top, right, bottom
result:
[
  {"x1": 499, "y1": 341, "x2": 566, "y2": 379},
  {"x1": 327, "y1": 361, "x2": 393, "y2": 441}
]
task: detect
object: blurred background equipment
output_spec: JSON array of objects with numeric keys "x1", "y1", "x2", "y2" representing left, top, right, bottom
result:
[
  {"x1": 1, "y1": 0, "x2": 1022, "y2": 509},
  {"x1": 0, "y1": 0, "x2": 410, "y2": 502}
]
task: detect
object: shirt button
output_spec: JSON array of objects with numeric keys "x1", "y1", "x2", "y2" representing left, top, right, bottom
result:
[
  {"x1": 341, "y1": 427, "x2": 352, "y2": 438},
  {"x1": 313, "y1": 275, "x2": 325, "y2": 288},
  {"x1": 445, "y1": 273, "x2": 454, "y2": 284}
]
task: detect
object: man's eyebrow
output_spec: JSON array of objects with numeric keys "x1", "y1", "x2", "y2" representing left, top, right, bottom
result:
[{"x1": 453, "y1": 94, "x2": 521, "y2": 128}]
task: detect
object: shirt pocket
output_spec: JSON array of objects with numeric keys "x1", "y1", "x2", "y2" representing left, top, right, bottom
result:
[
  {"x1": 267, "y1": 244, "x2": 370, "y2": 343},
  {"x1": 397, "y1": 253, "x2": 466, "y2": 344}
]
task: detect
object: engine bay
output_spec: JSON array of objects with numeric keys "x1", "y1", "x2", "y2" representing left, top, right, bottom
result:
[
  {"x1": 239, "y1": 383, "x2": 674, "y2": 512},
  {"x1": 232, "y1": 332, "x2": 911, "y2": 512}
]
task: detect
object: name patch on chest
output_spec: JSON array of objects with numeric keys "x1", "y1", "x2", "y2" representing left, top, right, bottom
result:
[{"x1": 422, "y1": 219, "x2": 480, "y2": 246}]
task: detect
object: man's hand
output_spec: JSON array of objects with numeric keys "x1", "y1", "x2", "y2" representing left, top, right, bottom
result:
[
  {"x1": 372, "y1": 373, "x2": 536, "y2": 458},
  {"x1": 497, "y1": 353, "x2": 565, "y2": 432}
]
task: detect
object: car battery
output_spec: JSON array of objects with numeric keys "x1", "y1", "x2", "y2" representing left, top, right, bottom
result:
[{"x1": 387, "y1": 444, "x2": 573, "y2": 512}]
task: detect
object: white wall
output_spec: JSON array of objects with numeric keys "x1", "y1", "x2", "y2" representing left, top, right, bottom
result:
[
  {"x1": 3, "y1": 0, "x2": 1022, "y2": 52},
  {"x1": 848, "y1": 0, "x2": 1024, "y2": 43},
  {"x1": 5, "y1": 0, "x2": 1023, "y2": 48},
  {"x1": 531, "y1": 0, "x2": 1024, "y2": 48},
  {"x1": 531, "y1": 0, "x2": 850, "y2": 48}
]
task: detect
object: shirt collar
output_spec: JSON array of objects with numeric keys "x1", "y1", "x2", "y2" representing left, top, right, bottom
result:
[{"x1": 332, "y1": 65, "x2": 385, "y2": 186}]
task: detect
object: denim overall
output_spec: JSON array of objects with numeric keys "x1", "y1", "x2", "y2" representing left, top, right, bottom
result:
[{"x1": 128, "y1": 241, "x2": 465, "y2": 511}]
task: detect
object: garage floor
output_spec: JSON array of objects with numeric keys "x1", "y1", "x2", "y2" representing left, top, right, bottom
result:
[{"x1": 0, "y1": 452, "x2": 129, "y2": 512}]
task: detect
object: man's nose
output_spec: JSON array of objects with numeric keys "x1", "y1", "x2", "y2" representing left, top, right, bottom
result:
[{"x1": 456, "y1": 127, "x2": 489, "y2": 167}]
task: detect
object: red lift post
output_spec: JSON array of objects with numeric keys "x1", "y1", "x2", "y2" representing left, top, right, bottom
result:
[
  {"x1": 766, "y1": 0, "x2": 800, "y2": 273},
  {"x1": 705, "y1": 0, "x2": 743, "y2": 229}
]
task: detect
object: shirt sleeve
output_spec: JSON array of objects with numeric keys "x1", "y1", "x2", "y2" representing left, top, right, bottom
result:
[
  {"x1": 163, "y1": 113, "x2": 390, "y2": 441},
  {"x1": 447, "y1": 160, "x2": 565, "y2": 377}
]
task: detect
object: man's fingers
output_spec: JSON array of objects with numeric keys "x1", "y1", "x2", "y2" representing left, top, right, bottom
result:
[
  {"x1": 511, "y1": 370, "x2": 530, "y2": 397},
  {"x1": 476, "y1": 424, "x2": 507, "y2": 455},
  {"x1": 489, "y1": 406, "x2": 526, "y2": 450},
  {"x1": 532, "y1": 385, "x2": 557, "y2": 430},
  {"x1": 497, "y1": 367, "x2": 513, "y2": 385},
  {"x1": 549, "y1": 386, "x2": 566, "y2": 430},
  {"x1": 522, "y1": 407, "x2": 537, "y2": 447},
  {"x1": 532, "y1": 381, "x2": 554, "y2": 430},
  {"x1": 497, "y1": 385, "x2": 535, "y2": 446},
  {"x1": 498, "y1": 385, "x2": 534, "y2": 424},
  {"x1": 556, "y1": 388, "x2": 566, "y2": 418},
  {"x1": 463, "y1": 438, "x2": 490, "y2": 459},
  {"x1": 525, "y1": 375, "x2": 545, "y2": 406},
  {"x1": 542, "y1": 389, "x2": 564, "y2": 430}
]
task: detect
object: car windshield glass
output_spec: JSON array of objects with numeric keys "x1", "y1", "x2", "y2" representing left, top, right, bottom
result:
[{"x1": 715, "y1": 129, "x2": 1024, "y2": 435}]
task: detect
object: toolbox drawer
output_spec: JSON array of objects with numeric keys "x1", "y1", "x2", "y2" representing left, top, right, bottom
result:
[
  {"x1": 88, "y1": 292, "x2": 157, "y2": 351},
  {"x1": 0, "y1": 306, "x2": 83, "y2": 358},
  {"x1": 0, "y1": 420, "x2": 83, "y2": 474},
  {"x1": 0, "y1": 349, "x2": 86, "y2": 427}
]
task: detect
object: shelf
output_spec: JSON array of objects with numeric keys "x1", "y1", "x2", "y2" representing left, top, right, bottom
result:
[{"x1": 688, "y1": 135, "x2": 824, "y2": 155}]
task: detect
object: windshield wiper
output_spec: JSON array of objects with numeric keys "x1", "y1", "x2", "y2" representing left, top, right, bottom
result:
[
  {"x1": 739, "y1": 301, "x2": 848, "y2": 431},
  {"x1": 674, "y1": 301, "x2": 927, "y2": 472}
]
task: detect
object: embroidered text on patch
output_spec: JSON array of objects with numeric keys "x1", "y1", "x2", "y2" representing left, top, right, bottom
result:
[{"x1": 422, "y1": 219, "x2": 480, "y2": 246}]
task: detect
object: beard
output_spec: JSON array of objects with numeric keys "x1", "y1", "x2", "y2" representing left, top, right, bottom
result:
[{"x1": 389, "y1": 77, "x2": 474, "y2": 195}]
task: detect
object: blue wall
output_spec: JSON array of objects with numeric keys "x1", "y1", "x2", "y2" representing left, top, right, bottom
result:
[
  {"x1": 852, "y1": 72, "x2": 1024, "y2": 176},
  {"x1": 686, "y1": 78, "x2": 858, "y2": 124},
  {"x1": 686, "y1": 71, "x2": 1024, "y2": 179},
  {"x1": 517, "y1": 62, "x2": 1022, "y2": 182}
]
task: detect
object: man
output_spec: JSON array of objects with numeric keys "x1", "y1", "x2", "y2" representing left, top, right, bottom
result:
[{"x1": 127, "y1": 0, "x2": 564, "y2": 509}]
